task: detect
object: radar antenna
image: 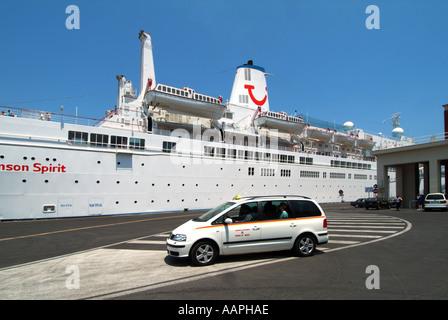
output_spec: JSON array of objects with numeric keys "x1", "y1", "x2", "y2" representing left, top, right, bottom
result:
[{"x1": 383, "y1": 112, "x2": 401, "y2": 128}]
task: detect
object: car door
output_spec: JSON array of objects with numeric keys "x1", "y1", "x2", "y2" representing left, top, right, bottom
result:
[
  {"x1": 259, "y1": 200, "x2": 297, "y2": 251},
  {"x1": 220, "y1": 202, "x2": 262, "y2": 254}
]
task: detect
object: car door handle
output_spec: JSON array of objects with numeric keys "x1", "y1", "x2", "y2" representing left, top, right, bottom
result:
[
  {"x1": 252, "y1": 226, "x2": 260, "y2": 231},
  {"x1": 290, "y1": 223, "x2": 297, "y2": 228}
]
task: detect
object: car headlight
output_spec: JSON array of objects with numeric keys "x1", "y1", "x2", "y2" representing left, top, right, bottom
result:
[{"x1": 171, "y1": 234, "x2": 187, "y2": 241}]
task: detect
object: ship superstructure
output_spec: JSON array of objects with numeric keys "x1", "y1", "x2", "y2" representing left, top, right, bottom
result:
[{"x1": 0, "y1": 31, "x2": 402, "y2": 220}]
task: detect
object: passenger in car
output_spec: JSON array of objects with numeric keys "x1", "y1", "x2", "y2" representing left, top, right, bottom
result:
[
  {"x1": 278, "y1": 203, "x2": 289, "y2": 219},
  {"x1": 263, "y1": 201, "x2": 277, "y2": 220}
]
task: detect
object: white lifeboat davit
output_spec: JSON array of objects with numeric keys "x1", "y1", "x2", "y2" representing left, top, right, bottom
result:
[
  {"x1": 253, "y1": 110, "x2": 306, "y2": 134},
  {"x1": 145, "y1": 83, "x2": 226, "y2": 120}
]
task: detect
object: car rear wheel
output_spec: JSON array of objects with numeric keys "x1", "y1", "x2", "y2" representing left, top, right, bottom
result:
[
  {"x1": 293, "y1": 234, "x2": 316, "y2": 257},
  {"x1": 190, "y1": 241, "x2": 218, "y2": 266}
]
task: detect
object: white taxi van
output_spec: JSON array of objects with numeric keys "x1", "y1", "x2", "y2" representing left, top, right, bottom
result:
[{"x1": 166, "y1": 195, "x2": 328, "y2": 266}]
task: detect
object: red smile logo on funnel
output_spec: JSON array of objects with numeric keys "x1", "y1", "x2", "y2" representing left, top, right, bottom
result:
[{"x1": 244, "y1": 85, "x2": 267, "y2": 107}]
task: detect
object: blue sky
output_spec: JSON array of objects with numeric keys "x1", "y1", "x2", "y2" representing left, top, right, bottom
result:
[{"x1": 0, "y1": 0, "x2": 447, "y2": 138}]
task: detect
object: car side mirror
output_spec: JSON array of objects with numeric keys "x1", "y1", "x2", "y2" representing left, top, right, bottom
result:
[{"x1": 224, "y1": 218, "x2": 233, "y2": 224}]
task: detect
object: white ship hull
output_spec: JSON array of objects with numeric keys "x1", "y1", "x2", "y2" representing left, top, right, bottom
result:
[{"x1": 0, "y1": 115, "x2": 376, "y2": 220}]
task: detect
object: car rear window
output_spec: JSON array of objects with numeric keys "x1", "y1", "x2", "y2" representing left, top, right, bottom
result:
[
  {"x1": 426, "y1": 194, "x2": 445, "y2": 200},
  {"x1": 288, "y1": 200, "x2": 322, "y2": 218}
]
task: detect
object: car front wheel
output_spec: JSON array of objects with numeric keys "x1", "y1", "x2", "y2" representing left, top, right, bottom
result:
[
  {"x1": 190, "y1": 241, "x2": 218, "y2": 266},
  {"x1": 293, "y1": 234, "x2": 316, "y2": 257}
]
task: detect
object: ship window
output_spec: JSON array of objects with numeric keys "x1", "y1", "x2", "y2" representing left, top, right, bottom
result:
[
  {"x1": 280, "y1": 155, "x2": 287, "y2": 163},
  {"x1": 244, "y1": 68, "x2": 251, "y2": 81},
  {"x1": 111, "y1": 135, "x2": 128, "y2": 149},
  {"x1": 68, "y1": 131, "x2": 88, "y2": 145},
  {"x1": 228, "y1": 149, "x2": 236, "y2": 159},
  {"x1": 239, "y1": 95, "x2": 249, "y2": 104},
  {"x1": 216, "y1": 148, "x2": 225, "y2": 158},
  {"x1": 204, "y1": 146, "x2": 215, "y2": 157},
  {"x1": 281, "y1": 169, "x2": 291, "y2": 177},
  {"x1": 130, "y1": 138, "x2": 145, "y2": 150},
  {"x1": 162, "y1": 141, "x2": 176, "y2": 153},
  {"x1": 90, "y1": 133, "x2": 108, "y2": 147},
  {"x1": 224, "y1": 111, "x2": 233, "y2": 120},
  {"x1": 248, "y1": 167, "x2": 254, "y2": 176}
]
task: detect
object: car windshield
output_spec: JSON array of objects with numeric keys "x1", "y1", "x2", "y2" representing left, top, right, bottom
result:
[{"x1": 192, "y1": 202, "x2": 236, "y2": 222}]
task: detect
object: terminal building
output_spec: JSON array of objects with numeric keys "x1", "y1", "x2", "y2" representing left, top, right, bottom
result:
[{"x1": 373, "y1": 105, "x2": 448, "y2": 208}]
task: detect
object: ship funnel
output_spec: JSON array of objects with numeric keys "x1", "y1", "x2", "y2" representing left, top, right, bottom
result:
[
  {"x1": 227, "y1": 61, "x2": 270, "y2": 128},
  {"x1": 138, "y1": 30, "x2": 156, "y2": 98},
  {"x1": 228, "y1": 60, "x2": 269, "y2": 112}
]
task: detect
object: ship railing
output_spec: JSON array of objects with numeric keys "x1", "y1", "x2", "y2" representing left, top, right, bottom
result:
[
  {"x1": 376, "y1": 132, "x2": 448, "y2": 150},
  {"x1": 258, "y1": 110, "x2": 304, "y2": 123},
  {"x1": 0, "y1": 105, "x2": 103, "y2": 127}
]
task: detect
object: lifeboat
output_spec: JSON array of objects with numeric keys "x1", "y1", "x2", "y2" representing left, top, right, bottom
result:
[
  {"x1": 305, "y1": 125, "x2": 333, "y2": 142},
  {"x1": 333, "y1": 132, "x2": 356, "y2": 146},
  {"x1": 145, "y1": 84, "x2": 226, "y2": 120},
  {"x1": 356, "y1": 136, "x2": 376, "y2": 149},
  {"x1": 253, "y1": 111, "x2": 306, "y2": 134}
]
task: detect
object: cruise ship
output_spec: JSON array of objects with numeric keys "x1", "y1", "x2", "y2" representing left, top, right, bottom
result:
[{"x1": 0, "y1": 30, "x2": 404, "y2": 220}]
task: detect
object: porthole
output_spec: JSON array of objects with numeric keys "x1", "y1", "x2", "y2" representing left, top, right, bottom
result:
[
  {"x1": 23, "y1": 156, "x2": 27, "y2": 160},
  {"x1": 97, "y1": 180, "x2": 100, "y2": 184},
  {"x1": 116, "y1": 201, "x2": 119, "y2": 204},
  {"x1": 45, "y1": 180, "x2": 49, "y2": 183},
  {"x1": 97, "y1": 161, "x2": 101, "y2": 164},
  {"x1": 75, "y1": 180, "x2": 79, "y2": 183},
  {"x1": 22, "y1": 179, "x2": 27, "y2": 183}
]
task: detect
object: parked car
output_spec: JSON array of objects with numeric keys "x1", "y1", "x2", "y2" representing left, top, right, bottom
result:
[
  {"x1": 365, "y1": 198, "x2": 390, "y2": 210},
  {"x1": 388, "y1": 198, "x2": 397, "y2": 208},
  {"x1": 424, "y1": 193, "x2": 448, "y2": 211},
  {"x1": 350, "y1": 198, "x2": 367, "y2": 208},
  {"x1": 166, "y1": 195, "x2": 328, "y2": 266}
]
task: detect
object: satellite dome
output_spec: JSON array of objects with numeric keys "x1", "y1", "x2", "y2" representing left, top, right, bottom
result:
[
  {"x1": 343, "y1": 121, "x2": 354, "y2": 132},
  {"x1": 392, "y1": 127, "x2": 404, "y2": 138}
]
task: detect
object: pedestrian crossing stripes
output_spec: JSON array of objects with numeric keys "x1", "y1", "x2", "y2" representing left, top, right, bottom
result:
[{"x1": 319, "y1": 213, "x2": 411, "y2": 252}]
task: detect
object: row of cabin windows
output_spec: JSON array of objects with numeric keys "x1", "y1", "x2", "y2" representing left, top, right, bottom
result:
[
  {"x1": 68, "y1": 131, "x2": 145, "y2": 150},
  {"x1": 331, "y1": 160, "x2": 372, "y2": 170}
]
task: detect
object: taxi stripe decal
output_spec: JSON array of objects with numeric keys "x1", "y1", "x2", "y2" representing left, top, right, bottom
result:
[
  {"x1": 195, "y1": 216, "x2": 326, "y2": 230},
  {"x1": 223, "y1": 237, "x2": 292, "y2": 245}
]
